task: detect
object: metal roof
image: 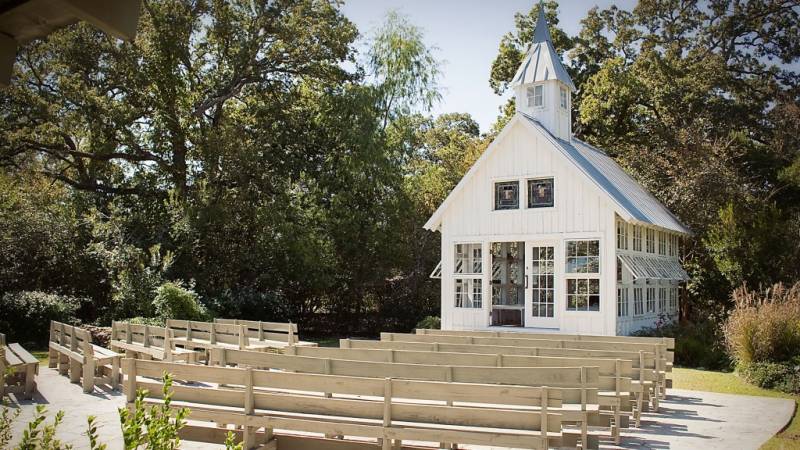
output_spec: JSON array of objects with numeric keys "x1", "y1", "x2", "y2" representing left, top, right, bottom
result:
[
  {"x1": 521, "y1": 114, "x2": 691, "y2": 234},
  {"x1": 510, "y1": 7, "x2": 576, "y2": 91},
  {"x1": 423, "y1": 113, "x2": 692, "y2": 235}
]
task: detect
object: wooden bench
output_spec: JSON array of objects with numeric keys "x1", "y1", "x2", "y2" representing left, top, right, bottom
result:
[
  {"x1": 209, "y1": 348, "x2": 605, "y2": 448},
  {"x1": 48, "y1": 321, "x2": 121, "y2": 393},
  {"x1": 214, "y1": 319, "x2": 317, "y2": 349},
  {"x1": 122, "y1": 358, "x2": 566, "y2": 450},
  {"x1": 342, "y1": 338, "x2": 658, "y2": 426},
  {"x1": 110, "y1": 321, "x2": 200, "y2": 363},
  {"x1": 167, "y1": 320, "x2": 317, "y2": 355},
  {"x1": 417, "y1": 328, "x2": 675, "y2": 398},
  {"x1": 0, "y1": 333, "x2": 38, "y2": 399},
  {"x1": 382, "y1": 331, "x2": 670, "y2": 411},
  {"x1": 289, "y1": 345, "x2": 635, "y2": 443}
]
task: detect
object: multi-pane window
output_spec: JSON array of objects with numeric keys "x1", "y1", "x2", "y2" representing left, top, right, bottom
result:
[
  {"x1": 658, "y1": 232, "x2": 667, "y2": 255},
  {"x1": 560, "y1": 87, "x2": 568, "y2": 109},
  {"x1": 454, "y1": 243, "x2": 482, "y2": 274},
  {"x1": 494, "y1": 181, "x2": 519, "y2": 210},
  {"x1": 646, "y1": 287, "x2": 656, "y2": 313},
  {"x1": 617, "y1": 288, "x2": 629, "y2": 317},
  {"x1": 454, "y1": 279, "x2": 482, "y2": 308},
  {"x1": 646, "y1": 228, "x2": 656, "y2": 253},
  {"x1": 669, "y1": 235, "x2": 680, "y2": 257},
  {"x1": 634, "y1": 288, "x2": 644, "y2": 315},
  {"x1": 565, "y1": 240, "x2": 600, "y2": 273},
  {"x1": 617, "y1": 220, "x2": 628, "y2": 250},
  {"x1": 530, "y1": 246, "x2": 555, "y2": 317},
  {"x1": 527, "y1": 85, "x2": 544, "y2": 107},
  {"x1": 566, "y1": 278, "x2": 600, "y2": 311},
  {"x1": 527, "y1": 178, "x2": 554, "y2": 208},
  {"x1": 659, "y1": 287, "x2": 667, "y2": 312},
  {"x1": 669, "y1": 287, "x2": 678, "y2": 311},
  {"x1": 633, "y1": 226, "x2": 642, "y2": 252}
]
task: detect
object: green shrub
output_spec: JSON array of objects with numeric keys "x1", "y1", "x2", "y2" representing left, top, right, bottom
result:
[
  {"x1": 415, "y1": 316, "x2": 441, "y2": 330},
  {"x1": 126, "y1": 316, "x2": 166, "y2": 327},
  {"x1": 152, "y1": 282, "x2": 208, "y2": 322},
  {"x1": 633, "y1": 320, "x2": 731, "y2": 370},
  {"x1": 723, "y1": 282, "x2": 800, "y2": 365},
  {"x1": 739, "y1": 359, "x2": 800, "y2": 394},
  {"x1": 0, "y1": 291, "x2": 83, "y2": 346}
]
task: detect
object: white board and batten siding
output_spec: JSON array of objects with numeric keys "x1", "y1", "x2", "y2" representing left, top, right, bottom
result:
[{"x1": 438, "y1": 119, "x2": 618, "y2": 335}]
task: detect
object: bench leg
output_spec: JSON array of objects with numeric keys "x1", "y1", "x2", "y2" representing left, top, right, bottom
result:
[
  {"x1": 59, "y1": 354, "x2": 70, "y2": 375},
  {"x1": 48, "y1": 348, "x2": 57, "y2": 369},
  {"x1": 243, "y1": 426, "x2": 257, "y2": 449},
  {"x1": 82, "y1": 359, "x2": 95, "y2": 393},
  {"x1": 69, "y1": 357, "x2": 81, "y2": 384},
  {"x1": 112, "y1": 358, "x2": 120, "y2": 390},
  {"x1": 614, "y1": 406, "x2": 621, "y2": 444},
  {"x1": 24, "y1": 364, "x2": 35, "y2": 399}
]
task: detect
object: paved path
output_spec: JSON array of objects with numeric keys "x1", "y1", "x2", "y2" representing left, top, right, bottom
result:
[{"x1": 2, "y1": 369, "x2": 795, "y2": 449}]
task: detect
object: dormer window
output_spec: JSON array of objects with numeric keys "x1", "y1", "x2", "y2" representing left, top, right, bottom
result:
[
  {"x1": 494, "y1": 181, "x2": 519, "y2": 210},
  {"x1": 560, "y1": 87, "x2": 568, "y2": 109},
  {"x1": 527, "y1": 85, "x2": 544, "y2": 108}
]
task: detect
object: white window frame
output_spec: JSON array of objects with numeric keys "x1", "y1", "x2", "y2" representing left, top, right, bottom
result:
[
  {"x1": 616, "y1": 220, "x2": 629, "y2": 250},
  {"x1": 633, "y1": 287, "x2": 644, "y2": 316},
  {"x1": 527, "y1": 84, "x2": 544, "y2": 108},
  {"x1": 646, "y1": 228, "x2": 656, "y2": 253},
  {"x1": 646, "y1": 287, "x2": 656, "y2": 313},
  {"x1": 633, "y1": 225, "x2": 642, "y2": 252},
  {"x1": 565, "y1": 239, "x2": 601, "y2": 312},
  {"x1": 658, "y1": 231, "x2": 667, "y2": 255},
  {"x1": 454, "y1": 243, "x2": 482, "y2": 275},
  {"x1": 669, "y1": 287, "x2": 678, "y2": 311},
  {"x1": 560, "y1": 87, "x2": 568, "y2": 109},
  {"x1": 454, "y1": 278, "x2": 483, "y2": 309},
  {"x1": 617, "y1": 287, "x2": 629, "y2": 317},
  {"x1": 658, "y1": 287, "x2": 667, "y2": 312}
]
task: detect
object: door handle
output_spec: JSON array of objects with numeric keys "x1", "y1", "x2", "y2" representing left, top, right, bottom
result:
[{"x1": 525, "y1": 274, "x2": 529, "y2": 289}]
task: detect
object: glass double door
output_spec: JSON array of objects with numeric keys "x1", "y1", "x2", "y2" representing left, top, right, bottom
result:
[{"x1": 490, "y1": 241, "x2": 557, "y2": 328}]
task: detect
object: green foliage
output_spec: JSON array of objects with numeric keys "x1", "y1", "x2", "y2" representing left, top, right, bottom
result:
[
  {"x1": 16, "y1": 405, "x2": 71, "y2": 449},
  {"x1": 415, "y1": 316, "x2": 441, "y2": 330},
  {"x1": 0, "y1": 405, "x2": 21, "y2": 448},
  {"x1": 119, "y1": 373, "x2": 188, "y2": 450},
  {"x1": 739, "y1": 360, "x2": 800, "y2": 394},
  {"x1": 85, "y1": 416, "x2": 107, "y2": 450},
  {"x1": 0, "y1": 291, "x2": 82, "y2": 346},
  {"x1": 126, "y1": 317, "x2": 166, "y2": 327},
  {"x1": 152, "y1": 282, "x2": 208, "y2": 322},
  {"x1": 633, "y1": 321, "x2": 731, "y2": 371},
  {"x1": 724, "y1": 283, "x2": 800, "y2": 366}
]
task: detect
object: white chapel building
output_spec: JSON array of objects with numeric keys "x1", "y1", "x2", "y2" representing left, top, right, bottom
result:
[{"x1": 425, "y1": 8, "x2": 691, "y2": 336}]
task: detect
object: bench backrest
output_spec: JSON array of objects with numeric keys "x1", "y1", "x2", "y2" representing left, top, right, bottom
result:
[
  {"x1": 342, "y1": 338, "x2": 658, "y2": 382},
  {"x1": 124, "y1": 358, "x2": 563, "y2": 449},
  {"x1": 167, "y1": 319, "x2": 250, "y2": 347},
  {"x1": 111, "y1": 321, "x2": 172, "y2": 349},
  {"x1": 213, "y1": 319, "x2": 297, "y2": 344},
  {"x1": 383, "y1": 332, "x2": 671, "y2": 361},
  {"x1": 210, "y1": 348, "x2": 604, "y2": 405},
  {"x1": 289, "y1": 345, "x2": 633, "y2": 392},
  {"x1": 49, "y1": 321, "x2": 93, "y2": 357},
  {"x1": 417, "y1": 328, "x2": 675, "y2": 351}
]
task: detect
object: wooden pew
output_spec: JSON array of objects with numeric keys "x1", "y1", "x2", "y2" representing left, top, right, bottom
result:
[
  {"x1": 342, "y1": 338, "x2": 657, "y2": 425},
  {"x1": 213, "y1": 319, "x2": 316, "y2": 348},
  {"x1": 0, "y1": 332, "x2": 39, "y2": 399},
  {"x1": 47, "y1": 321, "x2": 121, "y2": 393},
  {"x1": 122, "y1": 358, "x2": 567, "y2": 450},
  {"x1": 288, "y1": 345, "x2": 634, "y2": 442},
  {"x1": 417, "y1": 328, "x2": 675, "y2": 395},
  {"x1": 110, "y1": 321, "x2": 200, "y2": 363},
  {"x1": 382, "y1": 331, "x2": 670, "y2": 410},
  {"x1": 167, "y1": 320, "x2": 317, "y2": 354},
  {"x1": 209, "y1": 348, "x2": 605, "y2": 448}
]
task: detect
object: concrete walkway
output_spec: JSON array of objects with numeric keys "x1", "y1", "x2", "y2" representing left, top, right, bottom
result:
[{"x1": 2, "y1": 369, "x2": 795, "y2": 449}]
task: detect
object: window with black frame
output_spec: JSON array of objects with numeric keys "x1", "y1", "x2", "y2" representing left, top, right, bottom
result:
[
  {"x1": 494, "y1": 181, "x2": 519, "y2": 210},
  {"x1": 527, "y1": 178, "x2": 554, "y2": 208}
]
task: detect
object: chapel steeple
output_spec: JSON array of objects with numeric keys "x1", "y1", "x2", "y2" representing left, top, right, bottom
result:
[{"x1": 511, "y1": 5, "x2": 575, "y2": 141}]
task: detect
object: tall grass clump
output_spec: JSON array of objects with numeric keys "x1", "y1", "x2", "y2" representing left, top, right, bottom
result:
[{"x1": 723, "y1": 282, "x2": 800, "y2": 392}]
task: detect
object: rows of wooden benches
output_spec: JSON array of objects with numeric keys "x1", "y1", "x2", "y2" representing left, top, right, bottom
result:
[{"x1": 118, "y1": 332, "x2": 675, "y2": 449}]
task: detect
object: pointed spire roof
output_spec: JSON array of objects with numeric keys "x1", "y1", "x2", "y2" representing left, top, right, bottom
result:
[{"x1": 511, "y1": 3, "x2": 576, "y2": 91}]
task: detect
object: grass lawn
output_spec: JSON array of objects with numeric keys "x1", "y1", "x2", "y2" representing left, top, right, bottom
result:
[{"x1": 673, "y1": 367, "x2": 800, "y2": 449}]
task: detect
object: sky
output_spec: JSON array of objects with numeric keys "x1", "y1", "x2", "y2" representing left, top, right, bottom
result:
[{"x1": 342, "y1": 0, "x2": 637, "y2": 134}]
